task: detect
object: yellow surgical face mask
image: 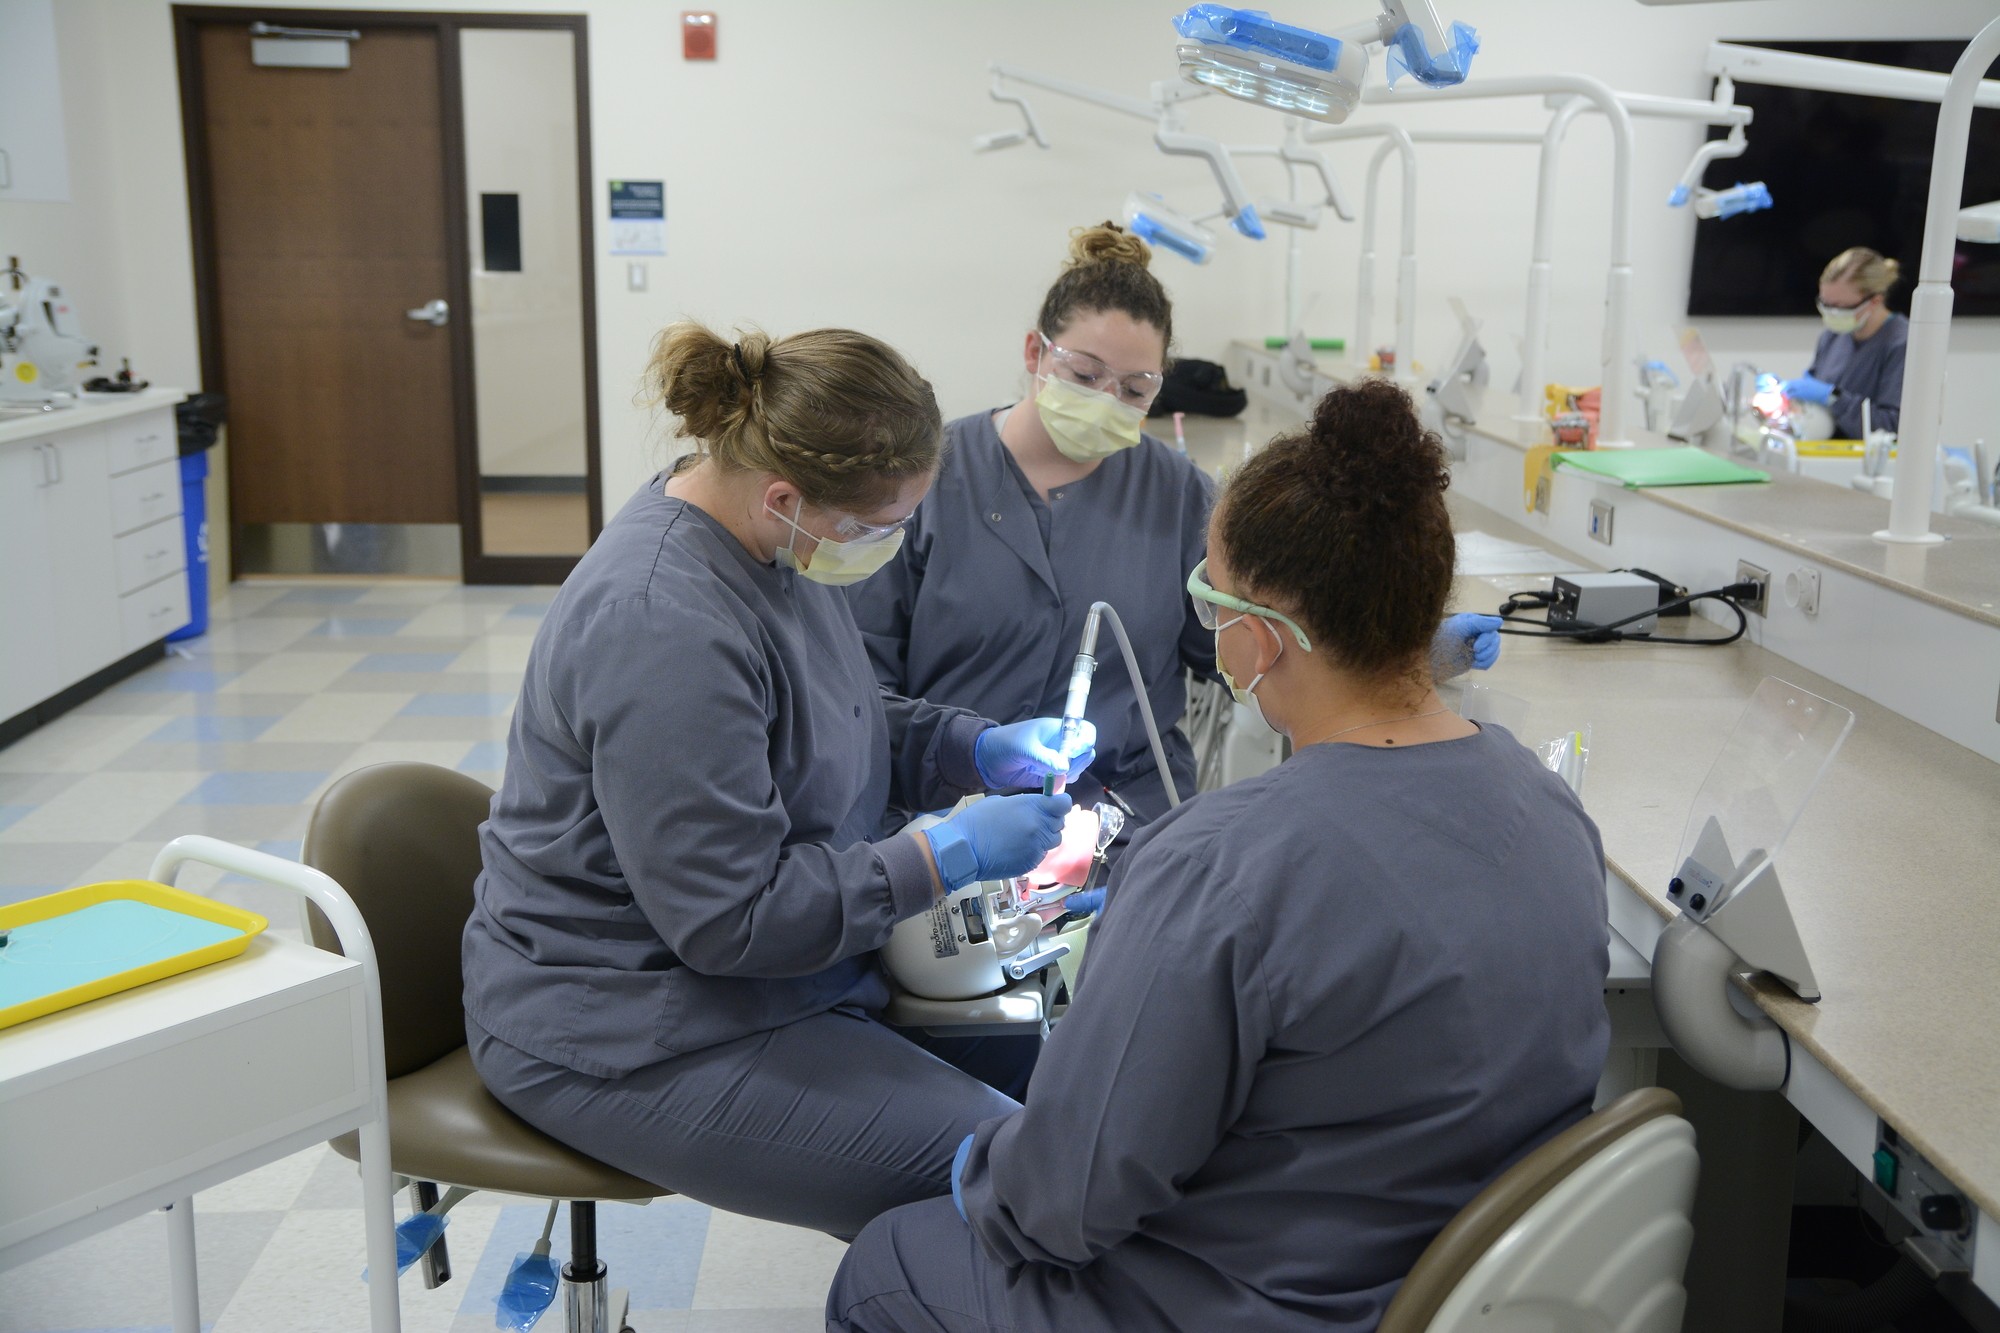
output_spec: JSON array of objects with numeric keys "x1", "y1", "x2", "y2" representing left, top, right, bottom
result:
[
  {"x1": 1034, "y1": 374, "x2": 1146, "y2": 463},
  {"x1": 767, "y1": 499, "x2": 906, "y2": 587}
]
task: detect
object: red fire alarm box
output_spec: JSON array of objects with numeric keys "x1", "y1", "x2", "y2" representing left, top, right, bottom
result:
[{"x1": 682, "y1": 11, "x2": 716, "y2": 61}]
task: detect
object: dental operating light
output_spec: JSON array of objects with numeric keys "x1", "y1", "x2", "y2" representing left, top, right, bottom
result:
[{"x1": 1173, "y1": 1, "x2": 1478, "y2": 125}]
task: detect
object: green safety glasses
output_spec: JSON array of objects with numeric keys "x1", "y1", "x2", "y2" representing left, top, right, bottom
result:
[{"x1": 1185, "y1": 559, "x2": 1313, "y2": 651}]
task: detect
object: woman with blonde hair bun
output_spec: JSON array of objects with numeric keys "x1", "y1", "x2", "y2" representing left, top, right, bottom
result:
[
  {"x1": 462, "y1": 321, "x2": 1097, "y2": 1239},
  {"x1": 1783, "y1": 245, "x2": 1908, "y2": 436}
]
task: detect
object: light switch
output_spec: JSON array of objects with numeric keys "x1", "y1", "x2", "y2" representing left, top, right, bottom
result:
[{"x1": 627, "y1": 262, "x2": 648, "y2": 293}]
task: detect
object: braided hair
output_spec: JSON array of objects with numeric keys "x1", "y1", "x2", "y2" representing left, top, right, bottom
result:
[{"x1": 646, "y1": 323, "x2": 942, "y2": 510}]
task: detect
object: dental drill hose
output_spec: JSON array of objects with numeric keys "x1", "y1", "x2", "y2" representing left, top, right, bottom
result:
[{"x1": 1044, "y1": 602, "x2": 1183, "y2": 810}]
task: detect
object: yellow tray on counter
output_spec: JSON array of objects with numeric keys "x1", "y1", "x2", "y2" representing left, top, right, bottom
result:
[{"x1": 0, "y1": 880, "x2": 268, "y2": 1030}]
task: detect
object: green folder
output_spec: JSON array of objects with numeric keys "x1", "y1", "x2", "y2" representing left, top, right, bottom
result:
[{"x1": 1554, "y1": 446, "x2": 1769, "y2": 488}]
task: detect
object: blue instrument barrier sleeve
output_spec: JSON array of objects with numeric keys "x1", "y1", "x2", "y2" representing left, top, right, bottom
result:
[{"x1": 1385, "y1": 20, "x2": 1480, "y2": 88}]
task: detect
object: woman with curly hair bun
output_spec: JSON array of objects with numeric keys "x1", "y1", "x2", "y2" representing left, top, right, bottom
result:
[
  {"x1": 846, "y1": 223, "x2": 1501, "y2": 835},
  {"x1": 831, "y1": 380, "x2": 1611, "y2": 1333}
]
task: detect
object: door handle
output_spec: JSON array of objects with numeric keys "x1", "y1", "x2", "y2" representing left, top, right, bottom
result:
[
  {"x1": 405, "y1": 298, "x2": 450, "y2": 327},
  {"x1": 48, "y1": 442, "x2": 62, "y2": 483}
]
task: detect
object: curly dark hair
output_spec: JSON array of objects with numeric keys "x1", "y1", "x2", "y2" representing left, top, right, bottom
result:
[{"x1": 1215, "y1": 379, "x2": 1455, "y2": 680}]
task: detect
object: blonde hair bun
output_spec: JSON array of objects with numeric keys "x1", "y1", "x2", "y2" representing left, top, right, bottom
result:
[
  {"x1": 1067, "y1": 222, "x2": 1152, "y2": 272},
  {"x1": 644, "y1": 321, "x2": 941, "y2": 510}
]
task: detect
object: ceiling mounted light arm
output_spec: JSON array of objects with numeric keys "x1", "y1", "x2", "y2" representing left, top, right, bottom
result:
[
  {"x1": 988, "y1": 62, "x2": 1159, "y2": 124},
  {"x1": 1156, "y1": 111, "x2": 1266, "y2": 238},
  {"x1": 974, "y1": 75, "x2": 1050, "y2": 152}
]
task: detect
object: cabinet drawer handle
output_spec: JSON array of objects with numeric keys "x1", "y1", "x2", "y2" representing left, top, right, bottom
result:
[{"x1": 141, "y1": 491, "x2": 164, "y2": 503}]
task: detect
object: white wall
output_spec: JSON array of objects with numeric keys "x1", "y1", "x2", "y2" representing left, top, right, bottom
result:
[{"x1": 3, "y1": 0, "x2": 1995, "y2": 526}]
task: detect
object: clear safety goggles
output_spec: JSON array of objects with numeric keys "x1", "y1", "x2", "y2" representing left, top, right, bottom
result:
[
  {"x1": 1039, "y1": 333, "x2": 1166, "y2": 408},
  {"x1": 827, "y1": 512, "x2": 911, "y2": 545},
  {"x1": 1815, "y1": 295, "x2": 1875, "y2": 319},
  {"x1": 1185, "y1": 558, "x2": 1314, "y2": 651}
]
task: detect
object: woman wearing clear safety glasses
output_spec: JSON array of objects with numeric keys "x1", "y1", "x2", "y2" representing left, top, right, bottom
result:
[
  {"x1": 1781, "y1": 246, "x2": 1907, "y2": 437},
  {"x1": 829, "y1": 380, "x2": 1609, "y2": 1333},
  {"x1": 847, "y1": 224, "x2": 1502, "y2": 833},
  {"x1": 463, "y1": 322, "x2": 1098, "y2": 1241}
]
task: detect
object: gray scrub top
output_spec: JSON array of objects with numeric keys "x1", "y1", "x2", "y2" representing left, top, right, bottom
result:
[
  {"x1": 1808, "y1": 311, "x2": 1907, "y2": 437},
  {"x1": 957, "y1": 725, "x2": 1611, "y2": 1332},
  {"x1": 462, "y1": 478, "x2": 989, "y2": 1079},
  {"x1": 845, "y1": 410, "x2": 1216, "y2": 821}
]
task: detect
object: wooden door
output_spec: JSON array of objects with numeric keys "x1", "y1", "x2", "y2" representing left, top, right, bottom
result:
[{"x1": 195, "y1": 23, "x2": 459, "y2": 525}]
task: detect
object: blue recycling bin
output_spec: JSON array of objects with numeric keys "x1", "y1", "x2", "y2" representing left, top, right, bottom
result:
[{"x1": 166, "y1": 450, "x2": 209, "y2": 642}]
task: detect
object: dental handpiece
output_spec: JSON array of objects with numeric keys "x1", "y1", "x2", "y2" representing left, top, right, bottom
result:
[{"x1": 1044, "y1": 607, "x2": 1106, "y2": 796}]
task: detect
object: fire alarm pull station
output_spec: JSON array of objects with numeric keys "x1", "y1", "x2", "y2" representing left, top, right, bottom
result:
[{"x1": 683, "y1": 12, "x2": 716, "y2": 61}]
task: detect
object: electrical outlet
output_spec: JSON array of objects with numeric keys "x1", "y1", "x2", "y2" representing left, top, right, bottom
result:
[
  {"x1": 1783, "y1": 566, "x2": 1821, "y2": 616},
  {"x1": 1533, "y1": 475, "x2": 1552, "y2": 515},
  {"x1": 1736, "y1": 560, "x2": 1771, "y2": 617},
  {"x1": 1588, "y1": 499, "x2": 1615, "y2": 545}
]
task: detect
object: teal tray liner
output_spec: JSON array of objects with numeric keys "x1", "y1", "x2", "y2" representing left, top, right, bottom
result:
[{"x1": 0, "y1": 900, "x2": 243, "y2": 1009}]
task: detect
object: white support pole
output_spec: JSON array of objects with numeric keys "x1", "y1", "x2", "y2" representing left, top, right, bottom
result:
[
  {"x1": 150, "y1": 836, "x2": 404, "y2": 1333},
  {"x1": 1304, "y1": 122, "x2": 1417, "y2": 380},
  {"x1": 1519, "y1": 97, "x2": 1591, "y2": 421},
  {"x1": 1880, "y1": 16, "x2": 2000, "y2": 544},
  {"x1": 165, "y1": 1198, "x2": 200, "y2": 1333},
  {"x1": 1366, "y1": 75, "x2": 1636, "y2": 444}
]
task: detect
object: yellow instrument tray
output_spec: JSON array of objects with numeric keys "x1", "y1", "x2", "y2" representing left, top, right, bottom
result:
[{"x1": 0, "y1": 880, "x2": 267, "y2": 1030}]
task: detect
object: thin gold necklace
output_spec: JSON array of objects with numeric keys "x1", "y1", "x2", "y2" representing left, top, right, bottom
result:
[{"x1": 1318, "y1": 704, "x2": 1452, "y2": 745}]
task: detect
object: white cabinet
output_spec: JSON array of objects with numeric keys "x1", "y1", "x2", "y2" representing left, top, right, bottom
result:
[
  {"x1": 0, "y1": 441, "x2": 60, "y2": 721},
  {"x1": 0, "y1": 394, "x2": 186, "y2": 732}
]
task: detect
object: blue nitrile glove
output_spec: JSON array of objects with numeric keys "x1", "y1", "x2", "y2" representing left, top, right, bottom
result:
[
  {"x1": 975, "y1": 718, "x2": 1097, "y2": 790},
  {"x1": 1446, "y1": 613, "x2": 1505, "y2": 671},
  {"x1": 1063, "y1": 887, "x2": 1106, "y2": 917},
  {"x1": 950, "y1": 1133, "x2": 975, "y2": 1222},
  {"x1": 1782, "y1": 375, "x2": 1833, "y2": 405},
  {"x1": 923, "y1": 793, "x2": 1072, "y2": 891}
]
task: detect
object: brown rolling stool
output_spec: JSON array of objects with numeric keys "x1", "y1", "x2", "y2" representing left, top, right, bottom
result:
[
  {"x1": 305, "y1": 762, "x2": 667, "y2": 1333},
  {"x1": 1378, "y1": 1087, "x2": 1699, "y2": 1333}
]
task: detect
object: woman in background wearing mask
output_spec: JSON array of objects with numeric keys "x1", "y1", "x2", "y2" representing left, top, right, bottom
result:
[
  {"x1": 1783, "y1": 246, "x2": 1907, "y2": 437},
  {"x1": 847, "y1": 224, "x2": 1499, "y2": 830},
  {"x1": 462, "y1": 322, "x2": 1091, "y2": 1240}
]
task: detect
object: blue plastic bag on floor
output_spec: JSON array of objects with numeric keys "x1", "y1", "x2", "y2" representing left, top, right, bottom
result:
[
  {"x1": 362, "y1": 1211, "x2": 449, "y2": 1282},
  {"x1": 496, "y1": 1247, "x2": 560, "y2": 1330}
]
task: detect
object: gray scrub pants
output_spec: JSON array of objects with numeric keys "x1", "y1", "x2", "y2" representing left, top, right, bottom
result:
[
  {"x1": 827, "y1": 1196, "x2": 1018, "y2": 1332},
  {"x1": 466, "y1": 1010, "x2": 1037, "y2": 1241}
]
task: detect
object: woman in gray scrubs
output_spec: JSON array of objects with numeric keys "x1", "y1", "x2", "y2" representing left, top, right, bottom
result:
[
  {"x1": 1783, "y1": 247, "x2": 1907, "y2": 437},
  {"x1": 845, "y1": 224, "x2": 1500, "y2": 828},
  {"x1": 828, "y1": 380, "x2": 1612, "y2": 1332},
  {"x1": 463, "y1": 323, "x2": 1093, "y2": 1239}
]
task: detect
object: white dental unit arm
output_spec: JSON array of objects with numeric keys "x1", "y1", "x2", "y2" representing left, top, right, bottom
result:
[{"x1": 1650, "y1": 678, "x2": 1854, "y2": 1092}]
